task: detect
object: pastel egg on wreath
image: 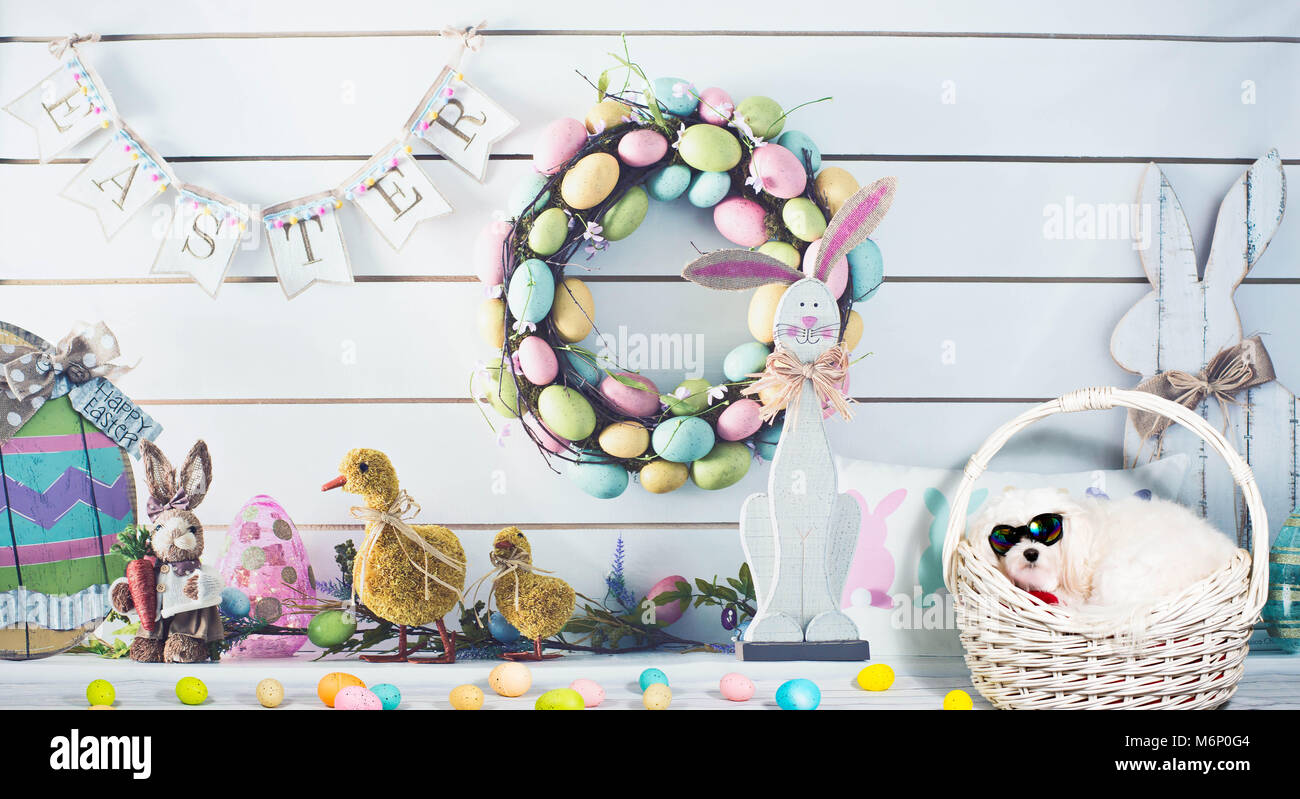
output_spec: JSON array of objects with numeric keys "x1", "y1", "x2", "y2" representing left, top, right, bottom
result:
[
  {"x1": 814, "y1": 166, "x2": 861, "y2": 216},
  {"x1": 489, "y1": 662, "x2": 532, "y2": 697},
  {"x1": 568, "y1": 451, "x2": 630, "y2": 499},
  {"x1": 842, "y1": 309, "x2": 864, "y2": 352},
  {"x1": 678, "y1": 124, "x2": 743, "y2": 173},
  {"x1": 516, "y1": 335, "x2": 559, "y2": 385},
  {"x1": 723, "y1": 341, "x2": 771, "y2": 383},
  {"x1": 219, "y1": 586, "x2": 250, "y2": 618},
  {"x1": 616, "y1": 129, "x2": 669, "y2": 168},
  {"x1": 535, "y1": 688, "x2": 586, "y2": 710},
  {"x1": 537, "y1": 385, "x2": 597, "y2": 441},
  {"x1": 533, "y1": 117, "x2": 588, "y2": 174},
  {"x1": 643, "y1": 683, "x2": 672, "y2": 710},
  {"x1": 506, "y1": 259, "x2": 555, "y2": 324},
  {"x1": 489, "y1": 610, "x2": 521, "y2": 642},
  {"x1": 601, "y1": 186, "x2": 648, "y2": 241},
  {"x1": 560, "y1": 348, "x2": 602, "y2": 385},
  {"x1": 450, "y1": 684, "x2": 485, "y2": 710},
  {"x1": 735, "y1": 95, "x2": 785, "y2": 139},
  {"x1": 782, "y1": 197, "x2": 827, "y2": 242},
  {"x1": 651, "y1": 415, "x2": 715, "y2": 463},
  {"x1": 697, "y1": 86, "x2": 735, "y2": 125},
  {"x1": 306, "y1": 608, "x2": 357, "y2": 648},
  {"x1": 749, "y1": 143, "x2": 807, "y2": 199},
  {"x1": 652, "y1": 76, "x2": 698, "y2": 116},
  {"x1": 586, "y1": 99, "x2": 632, "y2": 133},
  {"x1": 473, "y1": 220, "x2": 512, "y2": 284},
  {"x1": 599, "y1": 372, "x2": 661, "y2": 417},
  {"x1": 747, "y1": 283, "x2": 789, "y2": 344},
  {"x1": 478, "y1": 298, "x2": 507, "y2": 349},
  {"x1": 645, "y1": 163, "x2": 692, "y2": 202},
  {"x1": 560, "y1": 152, "x2": 620, "y2": 210},
  {"x1": 775, "y1": 130, "x2": 822, "y2": 173},
  {"x1": 524, "y1": 413, "x2": 571, "y2": 454},
  {"x1": 527, "y1": 207, "x2": 569, "y2": 257},
  {"x1": 646, "y1": 575, "x2": 689, "y2": 625},
  {"x1": 754, "y1": 420, "x2": 783, "y2": 460},
  {"x1": 370, "y1": 683, "x2": 402, "y2": 710},
  {"x1": 663, "y1": 377, "x2": 710, "y2": 416},
  {"x1": 720, "y1": 672, "x2": 756, "y2": 702},
  {"x1": 716, "y1": 398, "x2": 763, "y2": 442},
  {"x1": 507, "y1": 172, "x2": 550, "y2": 219},
  {"x1": 639, "y1": 459, "x2": 689, "y2": 494},
  {"x1": 255, "y1": 677, "x2": 284, "y2": 708},
  {"x1": 569, "y1": 678, "x2": 605, "y2": 707},
  {"x1": 758, "y1": 240, "x2": 801, "y2": 268},
  {"x1": 552, "y1": 277, "x2": 596, "y2": 343},
  {"x1": 483, "y1": 364, "x2": 523, "y2": 418},
  {"x1": 801, "y1": 238, "x2": 848, "y2": 299},
  {"x1": 687, "y1": 170, "x2": 732, "y2": 208},
  {"x1": 598, "y1": 421, "x2": 650, "y2": 458},
  {"x1": 775, "y1": 678, "x2": 821, "y2": 710},
  {"x1": 848, "y1": 238, "x2": 884, "y2": 303},
  {"x1": 691, "y1": 441, "x2": 751, "y2": 490},
  {"x1": 639, "y1": 667, "x2": 670, "y2": 690},
  {"x1": 713, "y1": 196, "x2": 768, "y2": 247},
  {"x1": 334, "y1": 686, "x2": 383, "y2": 710}
]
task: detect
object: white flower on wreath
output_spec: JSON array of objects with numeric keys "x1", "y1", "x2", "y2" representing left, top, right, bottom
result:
[
  {"x1": 583, "y1": 221, "x2": 604, "y2": 243},
  {"x1": 588, "y1": 118, "x2": 607, "y2": 137},
  {"x1": 730, "y1": 113, "x2": 764, "y2": 148},
  {"x1": 671, "y1": 122, "x2": 687, "y2": 151},
  {"x1": 671, "y1": 385, "x2": 694, "y2": 402},
  {"x1": 671, "y1": 81, "x2": 695, "y2": 99},
  {"x1": 745, "y1": 159, "x2": 767, "y2": 195},
  {"x1": 706, "y1": 385, "x2": 727, "y2": 405},
  {"x1": 512, "y1": 318, "x2": 537, "y2": 334},
  {"x1": 483, "y1": 283, "x2": 503, "y2": 299}
]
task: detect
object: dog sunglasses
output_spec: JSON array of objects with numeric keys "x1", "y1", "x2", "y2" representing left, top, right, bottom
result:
[{"x1": 988, "y1": 513, "x2": 1063, "y2": 557}]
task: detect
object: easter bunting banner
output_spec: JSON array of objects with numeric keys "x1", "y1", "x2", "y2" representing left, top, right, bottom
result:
[{"x1": 3, "y1": 25, "x2": 516, "y2": 300}]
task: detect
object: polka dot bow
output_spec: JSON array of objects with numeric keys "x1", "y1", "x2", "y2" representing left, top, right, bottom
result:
[{"x1": 0, "y1": 321, "x2": 131, "y2": 442}]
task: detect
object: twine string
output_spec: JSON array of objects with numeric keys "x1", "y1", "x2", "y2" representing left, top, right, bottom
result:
[
  {"x1": 350, "y1": 490, "x2": 464, "y2": 602},
  {"x1": 464, "y1": 549, "x2": 555, "y2": 626}
]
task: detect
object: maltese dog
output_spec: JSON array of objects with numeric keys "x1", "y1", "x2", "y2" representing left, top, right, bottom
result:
[{"x1": 969, "y1": 487, "x2": 1239, "y2": 618}]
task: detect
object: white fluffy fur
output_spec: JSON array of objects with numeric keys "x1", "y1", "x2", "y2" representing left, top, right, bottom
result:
[{"x1": 969, "y1": 487, "x2": 1239, "y2": 620}]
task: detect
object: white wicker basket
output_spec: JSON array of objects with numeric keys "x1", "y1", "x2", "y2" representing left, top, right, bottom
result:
[{"x1": 940, "y1": 387, "x2": 1268, "y2": 709}]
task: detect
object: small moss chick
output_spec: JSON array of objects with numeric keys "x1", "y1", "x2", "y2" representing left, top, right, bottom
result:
[
  {"x1": 491, "y1": 527, "x2": 575, "y2": 661},
  {"x1": 322, "y1": 448, "x2": 465, "y2": 663}
]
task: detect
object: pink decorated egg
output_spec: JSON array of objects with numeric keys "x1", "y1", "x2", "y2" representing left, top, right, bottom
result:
[
  {"x1": 599, "y1": 372, "x2": 661, "y2": 417},
  {"x1": 533, "y1": 118, "x2": 588, "y2": 174},
  {"x1": 616, "y1": 129, "x2": 669, "y2": 168},
  {"x1": 568, "y1": 678, "x2": 605, "y2": 707},
  {"x1": 720, "y1": 672, "x2": 755, "y2": 701},
  {"x1": 334, "y1": 686, "x2": 382, "y2": 710},
  {"x1": 698, "y1": 87, "x2": 735, "y2": 125},
  {"x1": 516, "y1": 336, "x2": 559, "y2": 385},
  {"x1": 524, "y1": 413, "x2": 571, "y2": 454},
  {"x1": 473, "y1": 220, "x2": 512, "y2": 286},
  {"x1": 646, "y1": 575, "x2": 689, "y2": 625},
  {"x1": 716, "y1": 398, "x2": 763, "y2": 441},
  {"x1": 750, "y1": 143, "x2": 808, "y2": 199},
  {"x1": 713, "y1": 197, "x2": 768, "y2": 247},
  {"x1": 802, "y1": 238, "x2": 848, "y2": 299}
]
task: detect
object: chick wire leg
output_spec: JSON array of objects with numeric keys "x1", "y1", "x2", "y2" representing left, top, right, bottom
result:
[{"x1": 409, "y1": 619, "x2": 457, "y2": 664}]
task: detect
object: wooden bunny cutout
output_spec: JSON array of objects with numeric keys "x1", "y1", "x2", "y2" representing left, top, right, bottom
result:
[
  {"x1": 684, "y1": 177, "x2": 896, "y2": 653},
  {"x1": 1111, "y1": 150, "x2": 1291, "y2": 546}
]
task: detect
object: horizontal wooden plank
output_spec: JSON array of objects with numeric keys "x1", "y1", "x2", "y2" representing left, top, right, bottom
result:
[{"x1": 1, "y1": 36, "x2": 1297, "y2": 160}]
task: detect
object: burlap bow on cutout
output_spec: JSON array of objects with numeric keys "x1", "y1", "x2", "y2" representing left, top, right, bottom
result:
[
  {"x1": 0, "y1": 321, "x2": 131, "y2": 444},
  {"x1": 1130, "y1": 335, "x2": 1276, "y2": 454},
  {"x1": 742, "y1": 345, "x2": 854, "y2": 426}
]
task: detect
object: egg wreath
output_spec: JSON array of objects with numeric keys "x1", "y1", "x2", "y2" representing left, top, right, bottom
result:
[{"x1": 472, "y1": 72, "x2": 892, "y2": 500}]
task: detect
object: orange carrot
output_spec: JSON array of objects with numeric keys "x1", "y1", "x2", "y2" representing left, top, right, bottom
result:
[{"x1": 113, "y1": 525, "x2": 157, "y2": 632}]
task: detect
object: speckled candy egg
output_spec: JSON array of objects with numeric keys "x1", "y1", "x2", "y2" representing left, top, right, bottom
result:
[
  {"x1": 843, "y1": 310, "x2": 864, "y2": 352},
  {"x1": 370, "y1": 683, "x2": 402, "y2": 710},
  {"x1": 523, "y1": 413, "x2": 570, "y2": 454},
  {"x1": 489, "y1": 611, "x2": 521, "y2": 642},
  {"x1": 483, "y1": 364, "x2": 522, "y2": 418},
  {"x1": 516, "y1": 335, "x2": 559, "y2": 385},
  {"x1": 639, "y1": 668, "x2": 670, "y2": 690},
  {"x1": 750, "y1": 143, "x2": 807, "y2": 199},
  {"x1": 551, "y1": 277, "x2": 596, "y2": 343},
  {"x1": 735, "y1": 96, "x2": 785, "y2": 139},
  {"x1": 474, "y1": 220, "x2": 512, "y2": 284},
  {"x1": 534, "y1": 117, "x2": 587, "y2": 174},
  {"x1": 599, "y1": 372, "x2": 661, "y2": 417},
  {"x1": 782, "y1": 198, "x2": 827, "y2": 242},
  {"x1": 653, "y1": 77, "x2": 697, "y2": 116},
  {"x1": 814, "y1": 167, "x2": 860, "y2": 216},
  {"x1": 219, "y1": 586, "x2": 250, "y2": 618},
  {"x1": 507, "y1": 259, "x2": 556, "y2": 325},
  {"x1": 561, "y1": 349, "x2": 602, "y2": 385},
  {"x1": 758, "y1": 240, "x2": 801, "y2": 268},
  {"x1": 716, "y1": 398, "x2": 763, "y2": 442},
  {"x1": 642, "y1": 683, "x2": 672, "y2": 710},
  {"x1": 775, "y1": 678, "x2": 821, "y2": 710},
  {"x1": 802, "y1": 238, "x2": 848, "y2": 298},
  {"x1": 775, "y1": 130, "x2": 822, "y2": 173},
  {"x1": 651, "y1": 416, "x2": 715, "y2": 463},
  {"x1": 754, "y1": 420, "x2": 782, "y2": 460},
  {"x1": 507, "y1": 172, "x2": 550, "y2": 219},
  {"x1": 691, "y1": 442, "x2": 751, "y2": 490},
  {"x1": 306, "y1": 608, "x2": 357, "y2": 648},
  {"x1": 598, "y1": 421, "x2": 650, "y2": 458},
  {"x1": 535, "y1": 688, "x2": 586, "y2": 710},
  {"x1": 317, "y1": 672, "x2": 365, "y2": 707},
  {"x1": 86, "y1": 679, "x2": 115, "y2": 706},
  {"x1": 678, "y1": 124, "x2": 742, "y2": 173},
  {"x1": 720, "y1": 672, "x2": 755, "y2": 702},
  {"x1": 479, "y1": 299, "x2": 506, "y2": 349},
  {"x1": 747, "y1": 283, "x2": 789, "y2": 343},
  {"x1": 713, "y1": 197, "x2": 768, "y2": 247},
  {"x1": 856, "y1": 663, "x2": 895, "y2": 692},
  {"x1": 569, "y1": 679, "x2": 605, "y2": 707},
  {"x1": 175, "y1": 676, "x2": 208, "y2": 706},
  {"x1": 334, "y1": 686, "x2": 382, "y2": 710},
  {"x1": 687, "y1": 171, "x2": 731, "y2": 208},
  {"x1": 256, "y1": 678, "x2": 284, "y2": 708},
  {"x1": 848, "y1": 239, "x2": 883, "y2": 302},
  {"x1": 943, "y1": 689, "x2": 973, "y2": 710},
  {"x1": 537, "y1": 385, "x2": 597, "y2": 441},
  {"x1": 218, "y1": 495, "x2": 313, "y2": 657},
  {"x1": 560, "y1": 152, "x2": 620, "y2": 210},
  {"x1": 450, "y1": 684, "x2": 485, "y2": 710},
  {"x1": 697, "y1": 86, "x2": 735, "y2": 125},
  {"x1": 663, "y1": 378, "x2": 710, "y2": 416},
  {"x1": 639, "y1": 459, "x2": 689, "y2": 494},
  {"x1": 646, "y1": 164, "x2": 692, "y2": 202},
  {"x1": 601, "y1": 186, "x2": 648, "y2": 241},
  {"x1": 489, "y1": 662, "x2": 532, "y2": 697},
  {"x1": 527, "y1": 207, "x2": 568, "y2": 256},
  {"x1": 723, "y1": 342, "x2": 771, "y2": 382},
  {"x1": 568, "y1": 452, "x2": 630, "y2": 499},
  {"x1": 586, "y1": 99, "x2": 631, "y2": 133},
  {"x1": 646, "y1": 576, "x2": 689, "y2": 625},
  {"x1": 617, "y1": 129, "x2": 669, "y2": 168}
]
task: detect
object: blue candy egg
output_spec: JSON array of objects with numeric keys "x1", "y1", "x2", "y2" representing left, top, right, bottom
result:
[
  {"x1": 561, "y1": 349, "x2": 602, "y2": 385},
  {"x1": 775, "y1": 678, "x2": 821, "y2": 710},
  {"x1": 219, "y1": 587, "x2": 250, "y2": 618},
  {"x1": 507, "y1": 258, "x2": 556, "y2": 324},
  {"x1": 754, "y1": 421, "x2": 783, "y2": 460},
  {"x1": 686, "y1": 170, "x2": 732, "y2": 208},
  {"x1": 488, "y1": 611, "x2": 521, "y2": 643},
  {"x1": 723, "y1": 341, "x2": 771, "y2": 383},
  {"x1": 847, "y1": 239, "x2": 883, "y2": 304},
  {"x1": 652, "y1": 77, "x2": 698, "y2": 116},
  {"x1": 646, "y1": 164, "x2": 692, "y2": 202},
  {"x1": 651, "y1": 416, "x2": 715, "y2": 463},
  {"x1": 508, "y1": 172, "x2": 550, "y2": 218},
  {"x1": 639, "y1": 668, "x2": 670, "y2": 691},
  {"x1": 370, "y1": 683, "x2": 402, "y2": 710},
  {"x1": 775, "y1": 130, "x2": 822, "y2": 173},
  {"x1": 568, "y1": 452, "x2": 630, "y2": 499}
]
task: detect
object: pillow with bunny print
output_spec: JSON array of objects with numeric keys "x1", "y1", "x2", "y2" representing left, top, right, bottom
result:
[{"x1": 832, "y1": 453, "x2": 1188, "y2": 655}]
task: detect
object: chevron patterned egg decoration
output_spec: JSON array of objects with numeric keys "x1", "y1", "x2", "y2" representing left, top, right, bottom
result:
[{"x1": 0, "y1": 322, "x2": 136, "y2": 660}]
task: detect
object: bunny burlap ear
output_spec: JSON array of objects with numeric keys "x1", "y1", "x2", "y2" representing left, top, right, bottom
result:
[
  {"x1": 811, "y1": 177, "x2": 897, "y2": 285},
  {"x1": 138, "y1": 439, "x2": 175, "y2": 507},
  {"x1": 177, "y1": 440, "x2": 213, "y2": 509},
  {"x1": 682, "y1": 250, "x2": 804, "y2": 290}
]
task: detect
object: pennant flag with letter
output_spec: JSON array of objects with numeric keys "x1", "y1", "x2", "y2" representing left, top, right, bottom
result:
[
  {"x1": 344, "y1": 141, "x2": 453, "y2": 249},
  {"x1": 61, "y1": 124, "x2": 171, "y2": 240},
  {"x1": 151, "y1": 185, "x2": 252, "y2": 298},
  {"x1": 407, "y1": 66, "x2": 517, "y2": 182},
  {"x1": 263, "y1": 193, "x2": 353, "y2": 299}
]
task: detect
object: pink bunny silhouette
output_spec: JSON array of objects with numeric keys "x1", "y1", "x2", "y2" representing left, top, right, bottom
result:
[{"x1": 840, "y1": 488, "x2": 903, "y2": 610}]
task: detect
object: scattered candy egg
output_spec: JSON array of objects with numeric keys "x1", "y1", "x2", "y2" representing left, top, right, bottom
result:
[
  {"x1": 568, "y1": 451, "x2": 630, "y2": 499},
  {"x1": 716, "y1": 398, "x2": 764, "y2": 441},
  {"x1": 652, "y1": 76, "x2": 697, "y2": 116},
  {"x1": 334, "y1": 686, "x2": 382, "y2": 710},
  {"x1": 370, "y1": 683, "x2": 402, "y2": 710},
  {"x1": 516, "y1": 335, "x2": 559, "y2": 385},
  {"x1": 473, "y1": 220, "x2": 512, "y2": 284},
  {"x1": 775, "y1": 678, "x2": 821, "y2": 710},
  {"x1": 478, "y1": 298, "x2": 506, "y2": 349},
  {"x1": 256, "y1": 678, "x2": 284, "y2": 708},
  {"x1": 642, "y1": 683, "x2": 673, "y2": 710},
  {"x1": 585, "y1": 99, "x2": 631, "y2": 133},
  {"x1": 569, "y1": 679, "x2": 605, "y2": 707},
  {"x1": 507, "y1": 172, "x2": 550, "y2": 219},
  {"x1": 533, "y1": 117, "x2": 587, "y2": 174},
  {"x1": 560, "y1": 152, "x2": 620, "y2": 210},
  {"x1": 775, "y1": 130, "x2": 822, "y2": 173},
  {"x1": 599, "y1": 372, "x2": 661, "y2": 417},
  {"x1": 735, "y1": 95, "x2": 785, "y2": 139},
  {"x1": 489, "y1": 662, "x2": 533, "y2": 697},
  {"x1": 801, "y1": 238, "x2": 848, "y2": 299},
  {"x1": 723, "y1": 341, "x2": 772, "y2": 383},
  {"x1": 616, "y1": 129, "x2": 669, "y2": 168},
  {"x1": 713, "y1": 197, "x2": 768, "y2": 248},
  {"x1": 639, "y1": 459, "x2": 689, "y2": 494},
  {"x1": 527, "y1": 207, "x2": 568, "y2": 256},
  {"x1": 307, "y1": 608, "x2": 357, "y2": 648},
  {"x1": 646, "y1": 163, "x2": 692, "y2": 202},
  {"x1": 686, "y1": 170, "x2": 731, "y2": 208},
  {"x1": 758, "y1": 240, "x2": 801, "y2": 268},
  {"x1": 747, "y1": 283, "x2": 789, "y2": 343},
  {"x1": 489, "y1": 611, "x2": 522, "y2": 642},
  {"x1": 678, "y1": 124, "x2": 742, "y2": 172},
  {"x1": 662, "y1": 377, "x2": 710, "y2": 416},
  {"x1": 782, "y1": 197, "x2": 827, "y2": 242},
  {"x1": 537, "y1": 385, "x2": 597, "y2": 441},
  {"x1": 944, "y1": 689, "x2": 973, "y2": 710},
  {"x1": 856, "y1": 663, "x2": 895, "y2": 692},
  {"x1": 645, "y1": 577, "x2": 689, "y2": 626},
  {"x1": 551, "y1": 277, "x2": 596, "y2": 343},
  {"x1": 175, "y1": 676, "x2": 208, "y2": 706},
  {"x1": 317, "y1": 672, "x2": 365, "y2": 708},
  {"x1": 690, "y1": 441, "x2": 752, "y2": 490},
  {"x1": 639, "y1": 668, "x2": 670, "y2": 691},
  {"x1": 598, "y1": 421, "x2": 651, "y2": 458},
  {"x1": 750, "y1": 143, "x2": 807, "y2": 199},
  {"x1": 219, "y1": 586, "x2": 250, "y2": 618},
  {"x1": 814, "y1": 167, "x2": 860, "y2": 216},
  {"x1": 535, "y1": 688, "x2": 586, "y2": 710},
  {"x1": 651, "y1": 416, "x2": 716, "y2": 463},
  {"x1": 86, "y1": 679, "x2": 115, "y2": 707},
  {"x1": 720, "y1": 672, "x2": 755, "y2": 702},
  {"x1": 697, "y1": 86, "x2": 734, "y2": 125},
  {"x1": 450, "y1": 684, "x2": 485, "y2": 710}
]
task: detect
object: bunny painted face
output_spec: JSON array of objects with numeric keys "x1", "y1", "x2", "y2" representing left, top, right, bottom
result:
[{"x1": 774, "y1": 278, "x2": 840, "y2": 361}]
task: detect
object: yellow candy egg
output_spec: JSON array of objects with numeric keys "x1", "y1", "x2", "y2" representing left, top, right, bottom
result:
[
  {"x1": 598, "y1": 421, "x2": 650, "y2": 458},
  {"x1": 639, "y1": 459, "x2": 689, "y2": 494},
  {"x1": 85, "y1": 679, "x2": 115, "y2": 707},
  {"x1": 489, "y1": 662, "x2": 532, "y2": 697},
  {"x1": 585, "y1": 100, "x2": 632, "y2": 133},
  {"x1": 256, "y1": 678, "x2": 284, "y2": 708},
  {"x1": 478, "y1": 298, "x2": 506, "y2": 349},
  {"x1": 175, "y1": 676, "x2": 208, "y2": 706},
  {"x1": 842, "y1": 309, "x2": 864, "y2": 352},
  {"x1": 943, "y1": 689, "x2": 973, "y2": 710},
  {"x1": 551, "y1": 277, "x2": 595, "y2": 343},
  {"x1": 747, "y1": 283, "x2": 789, "y2": 344},
  {"x1": 560, "y1": 152, "x2": 619, "y2": 210},
  {"x1": 449, "y1": 684, "x2": 485, "y2": 710},
  {"x1": 642, "y1": 683, "x2": 672, "y2": 710},
  {"x1": 815, "y1": 166, "x2": 861, "y2": 217},
  {"x1": 856, "y1": 663, "x2": 894, "y2": 692}
]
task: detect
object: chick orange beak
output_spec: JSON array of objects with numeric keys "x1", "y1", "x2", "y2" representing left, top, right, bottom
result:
[{"x1": 321, "y1": 475, "x2": 347, "y2": 492}]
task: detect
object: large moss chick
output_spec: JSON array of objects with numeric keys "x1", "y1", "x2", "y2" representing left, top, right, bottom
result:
[{"x1": 491, "y1": 527, "x2": 575, "y2": 640}]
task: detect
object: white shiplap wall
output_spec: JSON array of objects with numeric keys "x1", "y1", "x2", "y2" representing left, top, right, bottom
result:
[{"x1": 1, "y1": 1, "x2": 1297, "y2": 646}]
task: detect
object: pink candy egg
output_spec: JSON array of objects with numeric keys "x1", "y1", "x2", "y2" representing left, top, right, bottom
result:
[
  {"x1": 749, "y1": 143, "x2": 808, "y2": 199},
  {"x1": 646, "y1": 575, "x2": 689, "y2": 625},
  {"x1": 524, "y1": 414, "x2": 571, "y2": 454},
  {"x1": 698, "y1": 87, "x2": 735, "y2": 125},
  {"x1": 516, "y1": 336, "x2": 559, "y2": 385},
  {"x1": 716, "y1": 398, "x2": 763, "y2": 441},
  {"x1": 533, "y1": 118, "x2": 588, "y2": 174},
  {"x1": 713, "y1": 197, "x2": 768, "y2": 248},
  {"x1": 473, "y1": 221, "x2": 512, "y2": 286},
  {"x1": 616, "y1": 129, "x2": 669, "y2": 168},
  {"x1": 802, "y1": 238, "x2": 848, "y2": 299},
  {"x1": 334, "y1": 686, "x2": 382, "y2": 710},
  {"x1": 720, "y1": 672, "x2": 755, "y2": 702},
  {"x1": 568, "y1": 679, "x2": 605, "y2": 707},
  {"x1": 599, "y1": 372, "x2": 661, "y2": 417}
]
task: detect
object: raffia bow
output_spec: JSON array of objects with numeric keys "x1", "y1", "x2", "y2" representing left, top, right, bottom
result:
[
  {"x1": 1130, "y1": 335, "x2": 1276, "y2": 456},
  {"x1": 440, "y1": 20, "x2": 486, "y2": 67},
  {"x1": 742, "y1": 345, "x2": 854, "y2": 425},
  {"x1": 0, "y1": 321, "x2": 132, "y2": 444},
  {"x1": 48, "y1": 33, "x2": 100, "y2": 59},
  {"x1": 464, "y1": 549, "x2": 555, "y2": 622},
  {"x1": 350, "y1": 490, "x2": 464, "y2": 602}
]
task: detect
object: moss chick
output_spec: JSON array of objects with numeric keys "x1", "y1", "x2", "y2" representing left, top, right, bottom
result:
[{"x1": 492, "y1": 526, "x2": 575, "y2": 642}]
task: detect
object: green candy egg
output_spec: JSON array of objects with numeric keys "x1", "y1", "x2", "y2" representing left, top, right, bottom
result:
[
  {"x1": 538, "y1": 385, "x2": 597, "y2": 441},
  {"x1": 678, "y1": 124, "x2": 742, "y2": 173},
  {"x1": 527, "y1": 207, "x2": 569, "y2": 256},
  {"x1": 735, "y1": 96, "x2": 785, "y2": 139},
  {"x1": 663, "y1": 378, "x2": 711, "y2": 416},
  {"x1": 646, "y1": 164, "x2": 692, "y2": 201},
  {"x1": 602, "y1": 186, "x2": 648, "y2": 241},
  {"x1": 691, "y1": 441, "x2": 752, "y2": 490},
  {"x1": 782, "y1": 197, "x2": 827, "y2": 242},
  {"x1": 723, "y1": 342, "x2": 771, "y2": 382},
  {"x1": 307, "y1": 609, "x2": 358, "y2": 648},
  {"x1": 535, "y1": 687, "x2": 587, "y2": 710},
  {"x1": 757, "y1": 241, "x2": 801, "y2": 268}
]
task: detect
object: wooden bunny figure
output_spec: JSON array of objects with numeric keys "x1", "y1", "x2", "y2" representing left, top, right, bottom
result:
[
  {"x1": 684, "y1": 177, "x2": 896, "y2": 652},
  {"x1": 1111, "y1": 151, "x2": 1292, "y2": 547}
]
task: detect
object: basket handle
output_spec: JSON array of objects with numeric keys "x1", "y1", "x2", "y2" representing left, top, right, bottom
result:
[{"x1": 940, "y1": 386, "x2": 1268, "y2": 625}]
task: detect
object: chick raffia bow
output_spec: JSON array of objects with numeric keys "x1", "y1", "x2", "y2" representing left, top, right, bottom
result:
[
  {"x1": 742, "y1": 345, "x2": 854, "y2": 425},
  {"x1": 350, "y1": 490, "x2": 464, "y2": 602},
  {"x1": 0, "y1": 321, "x2": 132, "y2": 444},
  {"x1": 464, "y1": 548, "x2": 555, "y2": 620}
]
